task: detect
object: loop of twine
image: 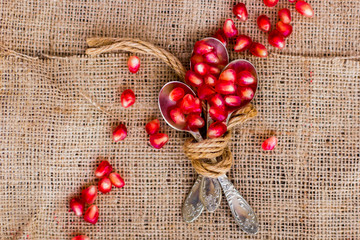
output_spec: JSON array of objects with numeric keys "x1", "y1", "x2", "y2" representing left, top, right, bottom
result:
[{"x1": 85, "y1": 38, "x2": 258, "y2": 178}]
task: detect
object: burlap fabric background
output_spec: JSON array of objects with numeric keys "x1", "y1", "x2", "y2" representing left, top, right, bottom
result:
[{"x1": 1, "y1": 0, "x2": 359, "y2": 239}]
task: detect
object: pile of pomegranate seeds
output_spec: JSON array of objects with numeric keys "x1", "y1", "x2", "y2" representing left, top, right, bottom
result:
[
  {"x1": 72, "y1": 235, "x2": 90, "y2": 240},
  {"x1": 69, "y1": 160, "x2": 125, "y2": 225},
  {"x1": 212, "y1": 1, "x2": 314, "y2": 57},
  {"x1": 146, "y1": 119, "x2": 169, "y2": 149}
]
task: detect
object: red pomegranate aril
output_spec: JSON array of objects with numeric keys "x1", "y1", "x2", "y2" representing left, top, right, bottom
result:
[
  {"x1": 194, "y1": 62, "x2": 209, "y2": 76},
  {"x1": 208, "y1": 121, "x2": 227, "y2": 139},
  {"x1": 288, "y1": 0, "x2": 296, "y2": 2},
  {"x1": 209, "y1": 94, "x2": 226, "y2": 109},
  {"x1": 257, "y1": 15, "x2": 271, "y2": 32},
  {"x1": 98, "y1": 177, "x2": 112, "y2": 194},
  {"x1": 197, "y1": 85, "x2": 215, "y2": 100},
  {"x1": 127, "y1": 56, "x2": 140, "y2": 74},
  {"x1": 190, "y1": 54, "x2": 205, "y2": 66},
  {"x1": 95, "y1": 160, "x2": 113, "y2": 178},
  {"x1": 263, "y1": 0, "x2": 279, "y2": 7},
  {"x1": 208, "y1": 66, "x2": 221, "y2": 76},
  {"x1": 145, "y1": 119, "x2": 160, "y2": 135},
  {"x1": 224, "y1": 95, "x2": 242, "y2": 107},
  {"x1": 180, "y1": 94, "x2": 195, "y2": 114},
  {"x1": 70, "y1": 198, "x2": 84, "y2": 217},
  {"x1": 203, "y1": 52, "x2": 220, "y2": 65},
  {"x1": 109, "y1": 172, "x2": 125, "y2": 188},
  {"x1": 113, "y1": 123, "x2": 127, "y2": 142},
  {"x1": 219, "y1": 69, "x2": 236, "y2": 83},
  {"x1": 209, "y1": 106, "x2": 228, "y2": 122},
  {"x1": 169, "y1": 87, "x2": 185, "y2": 102},
  {"x1": 250, "y1": 42, "x2": 268, "y2": 58},
  {"x1": 185, "y1": 70, "x2": 203, "y2": 88},
  {"x1": 84, "y1": 205, "x2": 99, "y2": 225},
  {"x1": 194, "y1": 40, "x2": 214, "y2": 55},
  {"x1": 223, "y1": 19, "x2": 238, "y2": 38},
  {"x1": 121, "y1": 89, "x2": 135, "y2": 108},
  {"x1": 238, "y1": 87, "x2": 255, "y2": 100},
  {"x1": 72, "y1": 235, "x2": 90, "y2": 240},
  {"x1": 237, "y1": 70, "x2": 256, "y2": 86},
  {"x1": 170, "y1": 107, "x2": 186, "y2": 125},
  {"x1": 295, "y1": 1, "x2": 314, "y2": 18},
  {"x1": 149, "y1": 133, "x2": 169, "y2": 149},
  {"x1": 186, "y1": 113, "x2": 205, "y2": 131},
  {"x1": 204, "y1": 74, "x2": 217, "y2": 87},
  {"x1": 233, "y1": 3, "x2": 248, "y2": 22},
  {"x1": 234, "y1": 35, "x2": 252, "y2": 52},
  {"x1": 268, "y1": 30, "x2": 285, "y2": 49},
  {"x1": 215, "y1": 80, "x2": 236, "y2": 95},
  {"x1": 276, "y1": 21, "x2": 293, "y2": 38},
  {"x1": 192, "y1": 97, "x2": 202, "y2": 114},
  {"x1": 262, "y1": 136, "x2": 278, "y2": 150},
  {"x1": 279, "y1": 8, "x2": 291, "y2": 24},
  {"x1": 81, "y1": 185, "x2": 97, "y2": 205},
  {"x1": 213, "y1": 29, "x2": 228, "y2": 47}
]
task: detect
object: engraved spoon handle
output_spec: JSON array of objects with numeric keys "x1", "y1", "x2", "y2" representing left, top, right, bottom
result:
[
  {"x1": 182, "y1": 175, "x2": 204, "y2": 222},
  {"x1": 217, "y1": 174, "x2": 259, "y2": 234}
]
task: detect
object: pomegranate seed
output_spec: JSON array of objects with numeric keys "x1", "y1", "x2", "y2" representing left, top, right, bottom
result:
[
  {"x1": 185, "y1": 70, "x2": 203, "y2": 88},
  {"x1": 194, "y1": 62, "x2": 209, "y2": 76},
  {"x1": 295, "y1": 1, "x2": 314, "y2": 18},
  {"x1": 98, "y1": 177, "x2": 112, "y2": 194},
  {"x1": 81, "y1": 185, "x2": 97, "y2": 205},
  {"x1": 224, "y1": 95, "x2": 242, "y2": 107},
  {"x1": 194, "y1": 40, "x2": 214, "y2": 55},
  {"x1": 238, "y1": 87, "x2": 255, "y2": 101},
  {"x1": 192, "y1": 97, "x2": 202, "y2": 114},
  {"x1": 121, "y1": 89, "x2": 136, "y2": 108},
  {"x1": 95, "y1": 160, "x2": 113, "y2": 178},
  {"x1": 262, "y1": 136, "x2": 278, "y2": 150},
  {"x1": 72, "y1": 235, "x2": 90, "y2": 240},
  {"x1": 209, "y1": 106, "x2": 228, "y2": 122},
  {"x1": 207, "y1": 121, "x2": 227, "y2": 139},
  {"x1": 197, "y1": 85, "x2": 216, "y2": 100},
  {"x1": 70, "y1": 198, "x2": 84, "y2": 217},
  {"x1": 208, "y1": 66, "x2": 221, "y2": 76},
  {"x1": 169, "y1": 87, "x2": 185, "y2": 102},
  {"x1": 234, "y1": 35, "x2": 252, "y2": 52},
  {"x1": 180, "y1": 94, "x2": 198, "y2": 114},
  {"x1": 109, "y1": 172, "x2": 125, "y2": 188},
  {"x1": 149, "y1": 133, "x2": 169, "y2": 149},
  {"x1": 263, "y1": 0, "x2": 279, "y2": 7},
  {"x1": 249, "y1": 42, "x2": 268, "y2": 58},
  {"x1": 209, "y1": 94, "x2": 226, "y2": 109},
  {"x1": 219, "y1": 69, "x2": 236, "y2": 83},
  {"x1": 268, "y1": 30, "x2": 286, "y2": 49},
  {"x1": 288, "y1": 0, "x2": 296, "y2": 2},
  {"x1": 84, "y1": 205, "x2": 99, "y2": 225},
  {"x1": 213, "y1": 29, "x2": 228, "y2": 47},
  {"x1": 127, "y1": 56, "x2": 140, "y2": 74},
  {"x1": 170, "y1": 107, "x2": 186, "y2": 125},
  {"x1": 112, "y1": 123, "x2": 127, "y2": 142},
  {"x1": 276, "y1": 21, "x2": 293, "y2": 38},
  {"x1": 257, "y1": 15, "x2": 271, "y2": 32},
  {"x1": 215, "y1": 80, "x2": 236, "y2": 95},
  {"x1": 186, "y1": 113, "x2": 205, "y2": 131},
  {"x1": 223, "y1": 19, "x2": 238, "y2": 38},
  {"x1": 233, "y1": 3, "x2": 248, "y2": 22},
  {"x1": 204, "y1": 74, "x2": 217, "y2": 87},
  {"x1": 203, "y1": 52, "x2": 220, "y2": 65},
  {"x1": 145, "y1": 119, "x2": 160, "y2": 135},
  {"x1": 190, "y1": 54, "x2": 205, "y2": 66},
  {"x1": 237, "y1": 70, "x2": 256, "y2": 86},
  {"x1": 279, "y1": 8, "x2": 291, "y2": 24}
]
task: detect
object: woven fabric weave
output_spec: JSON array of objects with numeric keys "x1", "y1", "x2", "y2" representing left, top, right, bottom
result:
[{"x1": 1, "y1": 0, "x2": 360, "y2": 239}]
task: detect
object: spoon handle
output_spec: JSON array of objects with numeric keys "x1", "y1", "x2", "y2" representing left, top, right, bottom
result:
[
  {"x1": 182, "y1": 175, "x2": 204, "y2": 222},
  {"x1": 217, "y1": 175, "x2": 259, "y2": 234}
]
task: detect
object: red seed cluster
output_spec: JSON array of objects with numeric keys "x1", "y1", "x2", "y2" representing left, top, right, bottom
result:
[
  {"x1": 145, "y1": 119, "x2": 169, "y2": 149},
  {"x1": 69, "y1": 160, "x2": 125, "y2": 225}
]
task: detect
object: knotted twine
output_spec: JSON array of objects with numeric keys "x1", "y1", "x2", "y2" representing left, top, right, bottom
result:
[{"x1": 86, "y1": 37, "x2": 258, "y2": 178}]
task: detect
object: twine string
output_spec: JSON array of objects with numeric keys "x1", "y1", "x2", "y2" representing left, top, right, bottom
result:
[{"x1": 85, "y1": 38, "x2": 258, "y2": 178}]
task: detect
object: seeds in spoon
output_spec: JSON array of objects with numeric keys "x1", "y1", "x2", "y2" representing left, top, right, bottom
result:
[
  {"x1": 209, "y1": 94, "x2": 226, "y2": 109},
  {"x1": 170, "y1": 107, "x2": 186, "y2": 125},
  {"x1": 236, "y1": 70, "x2": 256, "y2": 86},
  {"x1": 197, "y1": 85, "x2": 216, "y2": 100},
  {"x1": 219, "y1": 69, "x2": 236, "y2": 83},
  {"x1": 209, "y1": 105, "x2": 228, "y2": 122},
  {"x1": 193, "y1": 40, "x2": 214, "y2": 55},
  {"x1": 215, "y1": 80, "x2": 236, "y2": 95},
  {"x1": 204, "y1": 74, "x2": 217, "y2": 87},
  {"x1": 237, "y1": 87, "x2": 255, "y2": 101},
  {"x1": 193, "y1": 62, "x2": 209, "y2": 76},
  {"x1": 224, "y1": 95, "x2": 242, "y2": 107},
  {"x1": 186, "y1": 113, "x2": 205, "y2": 131},
  {"x1": 207, "y1": 121, "x2": 227, "y2": 139},
  {"x1": 190, "y1": 54, "x2": 205, "y2": 66},
  {"x1": 169, "y1": 87, "x2": 185, "y2": 102},
  {"x1": 185, "y1": 70, "x2": 203, "y2": 88},
  {"x1": 203, "y1": 52, "x2": 220, "y2": 65}
]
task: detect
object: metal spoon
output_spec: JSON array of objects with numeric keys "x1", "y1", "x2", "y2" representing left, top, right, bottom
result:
[{"x1": 158, "y1": 81, "x2": 221, "y2": 222}]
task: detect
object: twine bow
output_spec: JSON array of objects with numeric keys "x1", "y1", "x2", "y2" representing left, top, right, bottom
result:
[{"x1": 85, "y1": 37, "x2": 257, "y2": 178}]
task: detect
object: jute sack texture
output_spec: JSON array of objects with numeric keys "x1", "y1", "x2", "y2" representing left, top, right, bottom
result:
[{"x1": 1, "y1": 0, "x2": 360, "y2": 239}]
